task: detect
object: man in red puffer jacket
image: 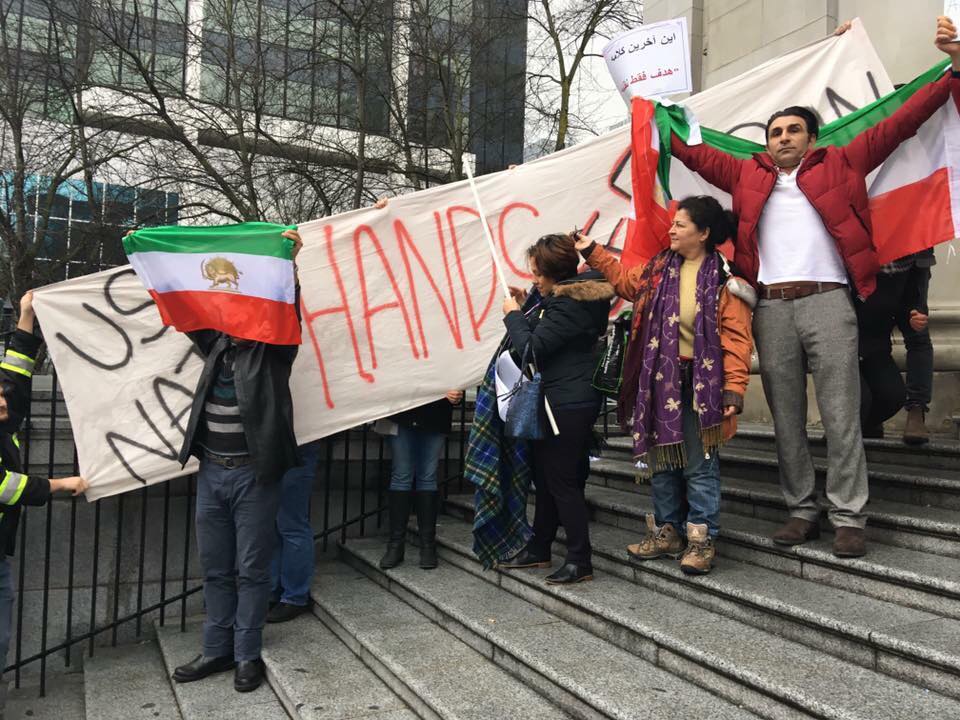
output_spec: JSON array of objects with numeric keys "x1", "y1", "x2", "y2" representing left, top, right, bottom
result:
[{"x1": 669, "y1": 16, "x2": 960, "y2": 558}]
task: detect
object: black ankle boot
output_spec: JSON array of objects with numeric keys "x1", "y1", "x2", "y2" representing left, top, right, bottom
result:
[
  {"x1": 379, "y1": 490, "x2": 411, "y2": 569},
  {"x1": 415, "y1": 491, "x2": 440, "y2": 569}
]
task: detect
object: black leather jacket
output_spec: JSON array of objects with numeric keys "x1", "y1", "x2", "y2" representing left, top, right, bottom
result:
[
  {"x1": 503, "y1": 270, "x2": 614, "y2": 409},
  {"x1": 179, "y1": 303, "x2": 301, "y2": 484}
]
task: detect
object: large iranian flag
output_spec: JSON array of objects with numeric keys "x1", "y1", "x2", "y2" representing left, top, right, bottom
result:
[
  {"x1": 123, "y1": 222, "x2": 301, "y2": 345},
  {"x1": 625, "y1": 60, "x2": 960, "y2": 268}
]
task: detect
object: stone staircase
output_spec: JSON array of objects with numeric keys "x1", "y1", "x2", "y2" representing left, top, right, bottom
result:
[{"x1": 14, "y1": 423, "x2": 960, "y2": 719}]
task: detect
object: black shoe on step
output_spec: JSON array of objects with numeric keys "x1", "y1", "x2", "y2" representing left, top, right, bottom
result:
[
  {"x1": 172, "y1": 654, "x2": 236, "y2": 683},
  {"x1": 500, "y1": 547, "x2": 551, "y2": 569},
  {"x1": 234, "y1": 658, "x2": 265, "y2": 692},
  {"x1": 545, "y1": 563, "x2": 593, "y2": 585},
  {"x1": 267, "y1": 601, "x2": 308, "y2": 623}
]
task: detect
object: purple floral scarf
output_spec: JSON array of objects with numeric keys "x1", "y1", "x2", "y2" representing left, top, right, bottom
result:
[{"x1": 631, "y1": 251, "x2": 724, "y2": 472}]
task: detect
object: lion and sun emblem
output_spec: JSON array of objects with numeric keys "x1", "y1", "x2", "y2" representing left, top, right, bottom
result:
[{"x1": 201, "y1": 257, "x2": 243, "y2": 292}]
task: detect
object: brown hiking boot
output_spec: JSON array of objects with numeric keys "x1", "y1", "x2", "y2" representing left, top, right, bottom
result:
[
  {"x1": 626, "y1": 514, "x2": 685, "y2": 560},
  {"x1": 680, "y1": 523, "x2": 715, "y2": 575},
  {"x1": 832, "y1": 526, "x2": 867, "y2": 558},
  {"x1": 771, "y1": 517, "x2": 820, "y2": 546},
  {"x1": 903, "y1": 407, "x2": 930, "y2": 446}
]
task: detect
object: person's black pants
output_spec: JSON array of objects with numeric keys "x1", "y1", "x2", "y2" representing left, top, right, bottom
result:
[
  {"x1": 856, "y1": 268, "x2": 933, "y2": 428},
  {"x1": 860, "y1": 354, "x2": 905, "y2": 430},
  {"x1": 896, "y1": 267, "x2": 933, "y2": 411},
  {"x1": 528, "y1": 402, "x2": 599, "y2": 566}
]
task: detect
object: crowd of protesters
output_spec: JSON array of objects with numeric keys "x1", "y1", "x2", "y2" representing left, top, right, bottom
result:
[{"x1": 0, "y1": 12, "x2": 957, "y2": 708}]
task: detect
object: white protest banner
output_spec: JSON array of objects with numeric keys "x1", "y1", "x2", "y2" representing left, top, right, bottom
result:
[
  {"x1": 33, "y1": 20, "x2": 889, "y2": 501},
  {"x1": 603, "y1": 17, "x2": 692, "y2": 103},
  {"x1": 682, "y1": 18, "x2": 892, "y2": 143}
]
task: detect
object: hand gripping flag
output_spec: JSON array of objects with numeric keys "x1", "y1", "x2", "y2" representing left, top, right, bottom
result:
[
  {"x1": 123, "y1": 222, "x2": 301, "y2": 345},
  {"x1": 624, "y1": 59, "x2": 960, "y2": 268},
  {"x1": 620, "y1": 95, "x2": 704, "y2": 267}
]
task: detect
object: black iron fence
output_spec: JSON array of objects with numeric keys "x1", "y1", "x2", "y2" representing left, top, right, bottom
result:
[{"x1": 9, "y1": 371, "x2": 473, "y2": 694}]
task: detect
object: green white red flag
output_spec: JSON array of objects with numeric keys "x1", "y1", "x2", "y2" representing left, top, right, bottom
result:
[
  {"x1": 624, "y1": 59, "x2": 960, "y2": 268},
  {"x1": 123, "y1": 222, "x2": 301, "y2": 345}
]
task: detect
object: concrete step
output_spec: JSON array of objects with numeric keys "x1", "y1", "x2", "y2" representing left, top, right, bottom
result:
[
  {"x1": 332, "y1": 539, "x2": 760, "y2": 720},
  {"x1": 5, "y1": 672, "x2": 84, "y2": 720},
  {"x1": 729, "y1": 424, "x2": 960, "y2": 470},
  {"x1": 310, "y1": 558, "x2": 574, "y2": 720},
  {"x1": 28, "y1": 416, "x2": 74, "y2": 434},
  {"x1": 154, "y1": 621, "x2": 289, "y2": 720},
  {"x1": 427, "y1": 511, "x2": 960, "y2": 720},
  {"x1": 261, "y1": 609, "x2": 414, "y2": 720},
  {"x1": 587, "y1": 456, "x2": 960, "y2": 559},
  {"x1": 441, "y1": 493, "x2": 960, "y2": 700},
  {"x1": 602, "y1": 435, "x2": 960, "y2": 508},
  {"x1": 83, "y1": 640, "x2": 182, "y2": 720},
  {"x1": 570, "y1": 481, "x2": 960, "y2": 620},
  {"x1": 332, "y1": 539, "x2": 764, "y2": 720}
]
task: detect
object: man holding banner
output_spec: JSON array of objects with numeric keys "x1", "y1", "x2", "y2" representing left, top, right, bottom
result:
[
  {"x1": 667, "y1": 16, "x2": 960, "y2": 559},
  {"x1": 122, "y1": 223, "x2": 305, "y2": 693}
]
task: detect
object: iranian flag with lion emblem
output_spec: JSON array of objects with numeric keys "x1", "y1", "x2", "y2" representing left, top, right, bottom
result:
[{"x1": 123, "y1": 222, "x2": 301, "y2": 345}]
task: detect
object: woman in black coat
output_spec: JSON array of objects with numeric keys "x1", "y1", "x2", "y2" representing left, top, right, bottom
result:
[{"x1": 499, "y1": 233, "x2": 614, "y2": 584}]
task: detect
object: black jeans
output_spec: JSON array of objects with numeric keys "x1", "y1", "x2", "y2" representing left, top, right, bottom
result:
[
  {"x1": 896, "y1": 267, "x2": 934, "y2": 411},
  {"x1": 528, "y1": 402, "x2": 599, "y2": 566},
  {"x1": 856, "y1": 267, "x2": 933, "y2": 427}
]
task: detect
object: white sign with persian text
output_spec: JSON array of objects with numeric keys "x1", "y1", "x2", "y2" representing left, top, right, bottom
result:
[{"x1": 603, "y1": 17, "x2": 693, "y2": 103}]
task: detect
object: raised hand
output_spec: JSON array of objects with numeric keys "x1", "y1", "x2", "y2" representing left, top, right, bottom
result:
[
  {"x1": 573, "y1": 232, "x2": 593, "y2": 252},
  {"x1": 936, "y1": 16, "x2": 960, "y2": 67},
  {"x1": 281, "y1": 228, "x2": 303, "y2": 261}
]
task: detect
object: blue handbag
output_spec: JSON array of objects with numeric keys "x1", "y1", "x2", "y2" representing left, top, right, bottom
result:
[{"x1": 503, "y1": 343, "x2": 545, "y2": 440}]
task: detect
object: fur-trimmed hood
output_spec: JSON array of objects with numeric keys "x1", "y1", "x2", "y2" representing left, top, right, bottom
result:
[{"x1": 552, "y1": 270, "x2": 616, "y2": 303}]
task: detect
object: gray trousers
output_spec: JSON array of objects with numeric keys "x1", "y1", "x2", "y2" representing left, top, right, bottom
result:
[
  {"x1": 196, "y1": 459, "x2": 281, "y2": 661},
  {"x1": 753, "y1": 288, "x2": 868, "y2": 529}
]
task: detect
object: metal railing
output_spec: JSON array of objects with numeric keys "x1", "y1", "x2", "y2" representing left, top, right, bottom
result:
[{"x1": 9, "y1": 372, "x2": 472, "y2": 694}]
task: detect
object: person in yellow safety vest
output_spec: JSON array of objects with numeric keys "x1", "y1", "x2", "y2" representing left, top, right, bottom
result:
[{"x1": 0, "y1": 290, "x2": 87, "y2": 704}]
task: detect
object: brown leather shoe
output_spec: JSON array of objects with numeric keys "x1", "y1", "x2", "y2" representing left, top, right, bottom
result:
[
  {"x1": 771, "y1": 517, "x2": 820, "y2": 546},
  {"x1": 902, "y1": 407, "x2": 930, "y2": 446},
  {"x1": 832, "y1": 526, "x2": 867, "y2": 558}
]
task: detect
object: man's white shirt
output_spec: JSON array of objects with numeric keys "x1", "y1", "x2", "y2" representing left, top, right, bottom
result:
[{"x1": 757, "y1": 165, "x2": 848, "y2": 285}]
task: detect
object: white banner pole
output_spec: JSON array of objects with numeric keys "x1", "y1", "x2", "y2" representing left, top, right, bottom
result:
[
  {"x1": 463, "y1": 162, "x2": 560, "y2": 436},
  {"x1": 463, "y1": 161, "x2": 511, "y2": 297}
]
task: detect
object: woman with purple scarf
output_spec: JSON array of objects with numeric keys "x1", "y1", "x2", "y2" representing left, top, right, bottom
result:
[{"x1": 576, "y1": 196, "x2": 755, "y2": 575}]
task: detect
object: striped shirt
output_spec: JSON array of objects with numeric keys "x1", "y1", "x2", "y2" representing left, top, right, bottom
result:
[{"x1": 198, "y1": 346, "x2": 248, "y2": 457}]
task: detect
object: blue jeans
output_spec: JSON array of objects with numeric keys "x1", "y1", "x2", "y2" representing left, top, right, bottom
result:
[
  {"x1": 196, "y1": 460, "x2": 280, "y2": 661},
  {"x1": 270, "y1": 441, "x2": 321, "y2": 607},
  {"x1": 389, "y1": 425, "x2": 445, "y2": 491},
  {"x1": 650, "y1": 380, "x2": 722, "y2": 538}
]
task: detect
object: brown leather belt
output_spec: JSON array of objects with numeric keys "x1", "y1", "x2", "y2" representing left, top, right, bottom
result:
[{"x1": 759, "y1": 281, "x2": 846, "y2": 301}]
